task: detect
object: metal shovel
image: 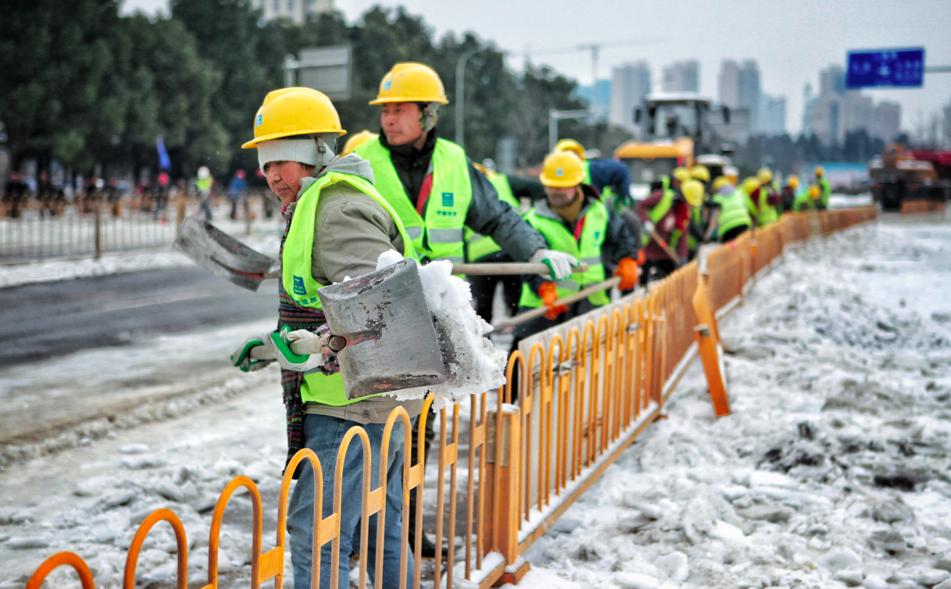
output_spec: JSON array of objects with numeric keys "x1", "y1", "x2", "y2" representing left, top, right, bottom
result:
[
  {"x1": 174, "y1": 217, "x2": 581, "y2": 290},
  {"x1": 317, "y1": 258, "x2": 448, "y2": 399}
]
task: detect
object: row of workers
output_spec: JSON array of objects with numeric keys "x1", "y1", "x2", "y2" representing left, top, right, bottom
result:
[
  {"x1": 230, "y1": 60, "x2": 649, "y2": 588},
  {"x1": 634, "y1": 162, "x2": 832, "y2": 283}
]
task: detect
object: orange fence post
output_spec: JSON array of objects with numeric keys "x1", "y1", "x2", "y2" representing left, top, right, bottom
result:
[
  {"x1": 26, "y1": 552, "x2": 96, "y2": 589},
  {"x1": 124, "y1": 509, "x2": 189, "y2": 589},
  {"x1": 486, "y1": 401, "x2": 526, "y2": 584},
  {"x1": 692, "y1": 280, "x2": 731, "y2": 417}
]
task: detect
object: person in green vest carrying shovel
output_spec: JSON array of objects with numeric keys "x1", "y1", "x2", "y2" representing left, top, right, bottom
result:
[
  {"x1": 743, "y1": 172, "x2": 780, "y2": 228},
  {"x1": 508, "y1": 150, "x2": 640, "y2": 381},
  {"x1": 229, "y1": 87, "x2": 420, "y2": 589},
  {"x1": 814, "y1": 165, "x2": 831, "y2": 209},
  {"x1": 465, "y1": 161, "x2": 548, "y2": 324},
  {"x1": 710, "y1": 176, "x2": 753, "y2": 242},
  {"x1": 356, "y1": 61, "x2": 574, "y2": 557},
  {"x1": 635, "y1": 170, "x2": 699, "y2": 285}
]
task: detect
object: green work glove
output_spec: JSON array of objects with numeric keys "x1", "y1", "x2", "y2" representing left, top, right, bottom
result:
[
  {"x1": 270, "y1": 326, "x2": 338, "y2": 374},
  {"x1": 230, "y1": 335, "x2": 274, "y2": 372}
]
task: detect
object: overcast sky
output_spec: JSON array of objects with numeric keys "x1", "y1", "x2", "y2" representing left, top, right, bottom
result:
[{"x1": 123, "y1": 0, "x2": 951, "y2": 136}]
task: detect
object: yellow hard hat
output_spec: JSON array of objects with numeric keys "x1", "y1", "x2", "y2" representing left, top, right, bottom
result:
[
  {"x1": 742, "y1": 177, "x2": 760, "y2": 195},
  {"x1": 690, "y1": 165, "x2": 710, "y2": 183},
  {"x1": 814, "y1": 166, "x2": 825, "y2": 177},
  {"x1": 681, "y1": 179, "x2": 704, "y2": 208},
  {"x1": 539, "y1": 150, "x2": 585, "y2": 188},
  {"x1": 809, "y1": 185, "x2": 821, "y2": 200},
  {"x1": 341, "y1": 130, "x2": 378, "y2": 156},
  {"x1": 369, "y1": 62, "x2": 449, "y2": 105},
  {"x1": 672, "y1": 166, "x2": 690, "y2": 183},
  {"x1": 786, "y1": 174, "x2": 800, "y2": 189},
  {"x1": 712, "y1": 176, "x2": 732, "y2": 192},
  {"x1": 241, "y1": 87, "x2": 345, "y2": 149},
  {"x1": 757, "y1": 167, "x2": 773, "y2": 184},
  {"x1": 554, "y1": 138, "x2": 586, "y2": 161}
]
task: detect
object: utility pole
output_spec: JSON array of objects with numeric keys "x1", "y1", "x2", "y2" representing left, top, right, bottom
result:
[{"x1": 454, "y1": 47, "x2": 483, "y2": 150}]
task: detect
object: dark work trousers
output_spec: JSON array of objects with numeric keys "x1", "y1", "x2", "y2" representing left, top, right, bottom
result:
[
  {"x1": 468, "y1": 251, "x2": 522, "y2": 324},
  {"x1": 721, "y1": 225, "x2": 749, "y2": 243},
  {"x1": 639, "y1": 259, "x2": 678, "y2": 286},
  {"x1": 506, "y1": 298, "x2": 598, "y2": 403}
]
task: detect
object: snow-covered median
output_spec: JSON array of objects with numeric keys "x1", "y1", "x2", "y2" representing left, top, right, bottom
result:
[{"x1": 516, "y1": 217, "x2": 951, "y2": 589}]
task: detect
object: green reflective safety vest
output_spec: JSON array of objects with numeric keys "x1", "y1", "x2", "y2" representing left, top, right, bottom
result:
[
  {"x1": 582, "y1": 160, "x2": 592, "y2": 185},
  {"x1": 746, "y1": 187, "x2": 778, "y2": 226},
  {"x1": 641, "y1": 187, "x2": 679, "y2": 248},
  {"x1": 713, "y1": 189, "x2": 753, "y2": 240},
  {"x1": 195, "y1": 176, "x2": 212, "y2": 193},
  {"x1": 464, "y1": 171, "x2": 520, "y2": 262},
  {"x1": 356, "y1": 137, "x2": 472, "y2": 263},
  {"x1": 818, "y1": 177, "x2": 831, "y2": 208},
  {"x1": 792, "y1": 190, "x2": 819, "y2": 211},
  {"x1": 687, "y1": 205, "x2": 703, "y2": 252},
  {"x1": 282, "y1": 171, "x2": 416, "y2": 407},
  {"x1": 519, "y1": 200, "x2": 610, "y2": 309}
]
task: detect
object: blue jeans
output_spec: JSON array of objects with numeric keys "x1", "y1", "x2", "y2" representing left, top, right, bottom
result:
[{"x1": 287, "y1": 414, "x2": 413, "y2": 588}]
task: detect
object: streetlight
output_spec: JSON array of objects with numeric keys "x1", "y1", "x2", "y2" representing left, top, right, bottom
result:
[
  {"x1": 455, "y1": 47, "x2": 483, "y2": 149},
  {"x1": 548, "y1": 109, "x2": 592, "y2": 151}
]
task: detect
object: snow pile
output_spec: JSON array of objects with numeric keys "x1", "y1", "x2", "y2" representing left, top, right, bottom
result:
[
  {"x1": 518, "y1": 220, "x2": 951, "y2": 588},
  {"x1": 375, "y1": 250, "x2": 506, "y2": 408}
]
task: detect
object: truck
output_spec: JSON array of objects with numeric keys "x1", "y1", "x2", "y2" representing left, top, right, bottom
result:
[{"x1": 869, "y1": 144, "x2": 951, "y2": 211}]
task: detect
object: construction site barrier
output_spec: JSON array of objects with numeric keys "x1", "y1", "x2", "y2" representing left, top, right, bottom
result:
[
  {"x1": 900, "y1": 199, "x2": 947, "y2": 215},
  {"x1": 24, "y1": 206, "x2": 877, "y2": 588}
]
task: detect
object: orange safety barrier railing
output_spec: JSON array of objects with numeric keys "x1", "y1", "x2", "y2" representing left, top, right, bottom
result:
[{"x1": 22, "y1": 207, "x2": 877, "y2": 589}]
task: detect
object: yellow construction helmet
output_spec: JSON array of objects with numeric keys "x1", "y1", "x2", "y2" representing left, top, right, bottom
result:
[
  {"x1": 341, "y1": 130, "x2": 377, "y2": 156},
  {"x1": 712, "y1": 176, "x2": 732, "y2": 192},
  {"x1": 369, "y1": 62, "x2": 449, "y2": 105},
  {"x1": 672, "y1": 167, "x2": 690, "y2": 183},
  {"x1": 742, "y1": 177, "x2": 760, "y2": 195},
  {"x1": 681, "y1": 179, "x2": 704, "y2": 208},
  {"x1": 690, "y1": 165, "x2": 710, "y2": 183},
  {"x1": 539, "y1": 150, "x2": 585, "y2": 188},
  {"x1": 809, "y1": 185, "x2": 821, "y2": 200},
  {"x1": 757, "y1": 167, "x2": 773, "y2": 184},
  {"x1": 241, "y1": 87, "x2": 345, "y2": 149},
  {"x1": 786, "y1": 174, "x2": 800, "y2": 190},
  {"x1": 554, "y1": 138, "x2": 586, "y2": 161},
  {"x1": 814, "y1": 166, "x2": 825, "y2": 177}
]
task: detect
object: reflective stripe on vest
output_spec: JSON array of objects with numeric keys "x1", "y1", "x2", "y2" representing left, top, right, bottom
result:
[
  {"x1": 357, "y1": 137, "x2": 472, "y2": 263},
  {"x1": 465, "y1": 172, "x2": 520, "y2": 262},
  {"x1": 714, "y1": 190, "x2": 753, "y2": 239},
  {"x1": 281, "y1": 170, "x2": 416, "y2": 407},
  {"x1": 519, "y1": 200, "x2": 610, "y2": 309}
]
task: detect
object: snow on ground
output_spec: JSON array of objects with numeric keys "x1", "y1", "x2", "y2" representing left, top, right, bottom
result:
[
  {"x1": 515, "y1": 213, "x2": 951, "y2": 589},
  {"x1": 2, "y1": 209, "x2": 949, "y2": 589}
]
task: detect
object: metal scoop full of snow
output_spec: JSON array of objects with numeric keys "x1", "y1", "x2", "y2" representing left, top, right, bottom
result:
[{"x1": 318, "y1": 259, "x2": 448, "y2": 399}]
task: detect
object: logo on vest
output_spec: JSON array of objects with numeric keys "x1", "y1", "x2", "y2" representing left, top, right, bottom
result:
[
  {"x1": 442, "y1": 192, "x2": 454, "y2": 207},
  {"x1": 293, "y1": 275, "x2": 307, "y2": 296}
]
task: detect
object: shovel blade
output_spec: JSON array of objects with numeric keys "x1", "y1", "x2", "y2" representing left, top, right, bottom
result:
[
  {"x1": 174, "y1": 217, "x2": 276, "y2": 291},
  {"x1": 318, "y1": 259, "x2": 447, "y2": 399}
]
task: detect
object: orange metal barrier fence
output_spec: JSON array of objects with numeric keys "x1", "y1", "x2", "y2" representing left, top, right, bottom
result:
[{"x1": 24, "y1": 207, "x2": 877, "y2": 589}]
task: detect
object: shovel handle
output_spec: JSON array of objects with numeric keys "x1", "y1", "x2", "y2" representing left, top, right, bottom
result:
[
  {"x1": 492, "y1": 276, "x2": 622, "y2": 331},
  {"x1": 248, "y1": 334, "x2": 326, "y2": 360},
  {"x1": 451, "y1": 262, "x2": 588, "y2": 276}
]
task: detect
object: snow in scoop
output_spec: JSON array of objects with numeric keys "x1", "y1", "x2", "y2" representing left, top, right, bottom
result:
[{"x1": 374, "y1": 250, "x2": 506, "y2": 409}]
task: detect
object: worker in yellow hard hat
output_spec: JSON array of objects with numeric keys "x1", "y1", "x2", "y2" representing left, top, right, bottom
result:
[
  {"x1": 357, "y1": 62, "x2": 566, "y2": 558},
  {"x1": 636, "y1": 164, "x2": 695, "y2": 283},
  {"x1": 781, "y1": 174, "x2": 800, "y2": 212},
  {"x1": 340, "y1": 130, "x2": 378, "y2": 156},
  {"x1": 554, "y1": 137, "x2": 634, "y2": 210},
  {"x1": 509, "y1": 149, "x2": 640, "y2": 382},
  {"x1": 743, "y1": 171, "x2": 779, "y2": 227},
  {"x1": 794, "y1": 184, "x2": 824, "y2": 211},
  {"x1": 232, "y1": 86, "x2": 419, "y2": 588},
  {"x1": 707, "y1": 175, "x2": 752, "y2": 243},
  {"x1": 814, "y1": 165, "x2": 831, "y2": 209}
]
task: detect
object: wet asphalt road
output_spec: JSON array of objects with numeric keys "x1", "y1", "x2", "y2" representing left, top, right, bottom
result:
[{"x1": 0, "y1": 266, "x2": 276, "y2": 369}]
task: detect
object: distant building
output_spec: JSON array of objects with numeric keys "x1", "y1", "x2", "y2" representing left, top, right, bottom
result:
[
  {"x1": 719, "y1": 59, "x2": 763, "y2": 134},
  {"x1": 610, "y1": 61, "x2": 651, "y2": 132},
  {"x1": 759, "y1": 94, "x2": 787, "y2": 136},
  {"x1": 251, "y1": 0, "x2": 333, "y2": 23},
  {"x1": 662, "y1": 60, "x2": 699, "y2": 93},
  {"x1": 803, "y1": 64, "x2": 901, "y2": 144},
  {"x1": 577, "y1": 79, "x2": 612, "y2": 121}
]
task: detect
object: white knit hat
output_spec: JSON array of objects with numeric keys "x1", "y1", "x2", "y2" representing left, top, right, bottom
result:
[{"x1": 256, "y1": 138, "x2": 320, "y2": 171}]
